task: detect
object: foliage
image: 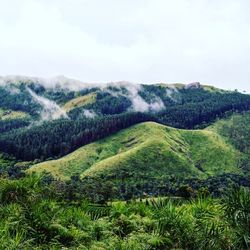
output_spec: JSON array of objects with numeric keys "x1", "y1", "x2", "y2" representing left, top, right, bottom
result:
[
  {"x1": 223, "y1": 185, "x2": 250, "y2": 248},
  {"x1": 0, "y1": 112, "x2": 153, "y2": 160},
  {"x1": 0, "y1": 174, "x2": 249, "y2": 249}
]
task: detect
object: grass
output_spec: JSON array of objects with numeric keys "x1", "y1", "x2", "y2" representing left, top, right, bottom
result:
[
  {"x1": 155, "y1": 83, "x2": 227, "y2": 92},
  {"x1": 62, "y1": 92, "x2": 97, "y2": 111},
  {"x1": 207, "y1": 111, "x2": 250, "y2": 154},
  {"x1": 181, "y1": 130, "x2": 240, "y2": 176},
  {"x1": 0, "y1": 109, "x2": 29, "y2": 120},
  {"x1": 202, "y1": 84, "x2": 227, "y2": 92},
  {"x1": 28, "y1": 121, "x2": 242, "y2": 180}
]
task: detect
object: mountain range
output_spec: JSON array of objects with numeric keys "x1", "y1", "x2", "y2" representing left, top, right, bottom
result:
[{"x1": 0, "y1": 76, "x2": 250, "y2": 198}]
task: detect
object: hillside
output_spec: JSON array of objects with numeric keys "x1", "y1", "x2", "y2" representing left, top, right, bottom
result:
[
  {"x1": 208, "y1": 111, "x2": 250, "y2": 173},
  {"x1": 209, "y1": 111, "x2": 250, "y2": 154},
  {"x1": 1, "y1": 76, "x2": 250, "y2": 124},
  {"x1": 29, "y1": 121, "x2": 242, "y2": 181},
  {"x1": 1, "y1": 77, "x2": 250, "y2": 162},
  {"x1": 62, "y1": 92, "x2": 97, "y2": 112}
]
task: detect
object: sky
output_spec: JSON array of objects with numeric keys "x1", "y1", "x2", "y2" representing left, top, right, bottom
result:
[{"x1": 0, "y1": 0, "x2": 250, "y2": 92}]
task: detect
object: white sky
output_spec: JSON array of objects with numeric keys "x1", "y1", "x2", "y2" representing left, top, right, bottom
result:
[{"x1": 0, "y1": 0, "x2": 250, "y2": 92}]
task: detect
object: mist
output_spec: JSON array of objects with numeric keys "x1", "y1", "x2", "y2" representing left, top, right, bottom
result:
[
  {"x1": 82, "y1": 109, "x2": 96, "y2": 118},
  {"x1": 2, "y1": 75, "x2": 185, "y2": 114},
  {"x1": 1, "y1": 0, "x2": 250, "y2": 92},
  {"x1": 27, "y1": 87, "x2": 68, "y2": 121}
]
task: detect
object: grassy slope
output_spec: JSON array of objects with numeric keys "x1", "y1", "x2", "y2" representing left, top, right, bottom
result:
[
  {"x1": 156, "y1": 83, "x2": 227, "y2": 92},
  {"x1": 208, "y1": 111, "x2": 250, "y2": 151},
  {"x1": 28, "y1": 122, "x2": 241, "y2": 180},
  {"x1": 207, "y1": 112, "x2": 250, "y2": 173},
  {"x1": 62, "y1": 92, "x2": 96, "y2": 111},
  {"x1": 0, "y1": 108, "x2": 29, "y2": 120}
]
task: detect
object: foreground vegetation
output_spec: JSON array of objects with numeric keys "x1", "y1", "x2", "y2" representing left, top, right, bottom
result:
[{"x1": 0, "y1": 174, "x2": 249, "y2": 249}]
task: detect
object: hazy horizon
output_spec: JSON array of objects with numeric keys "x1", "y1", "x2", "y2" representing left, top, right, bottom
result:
[
  {"x1": 0, "y1": 0, "x2": 250, "y2": 92},
  {"x1": 0, "y1": 74, "x2": 247, "y2": 94}
]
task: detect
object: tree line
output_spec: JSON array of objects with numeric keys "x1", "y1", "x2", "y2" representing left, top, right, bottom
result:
[{"x1": 0, "y1": 112, "x2": 153, "y2": 160}]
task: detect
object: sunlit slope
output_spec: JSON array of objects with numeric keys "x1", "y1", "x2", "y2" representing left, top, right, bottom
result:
[
  {"x1": 62, "y1": 92, "x2": 96, "y2": 111},
  {"x1": 0, "y1": 108, "x2": 29, "y2": 120},
  {"x1": 28, "y1": 122, "x2": 242, "y2": 180}
]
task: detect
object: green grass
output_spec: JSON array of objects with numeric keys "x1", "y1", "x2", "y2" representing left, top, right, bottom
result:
[
  {"x1": 202, "y1": 84, "x2": 227, "y2": 92},
  {"x1": 207, "y1": 111, "x2": 250, "y2": 154},
  {"x1": 180, "y1": 130, "x2": 240, "y2": 176},
  {"x1": 155, "y1": 83, "x2": 227, "y2": 92},
  {"x1": 0, "y1": 109, "x2": 29, "y2": 120},
  {"x1": 28, "y1": 121, "x2": 242, "y2": 180},
  {"x1": 62, "y1": 92, "x2": 96, "y2": 111}
]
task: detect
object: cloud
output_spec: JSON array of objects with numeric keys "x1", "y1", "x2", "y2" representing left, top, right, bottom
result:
[
  {"x1": 103, "y1": 81, "x2": 165, "y2": 112},
  {"x1": 82, "y1": 109, "x2": 96, "y2": 118},
  {"x1": 2, "y1": 75, "x2": 166, "y2": 113},
  {"x1": 2, "y1": 82, "x2": 21, "y2": 95},
  {"x1": 124, "y1": 83, "x2": 163, "y2": 112},
  {"x1": 165, "y1": 86, "x2": 182, "y2": 103},
  {"x1": 38, "y1": 75, "x2": 94, "y2": 91},
  {"x1": 0, "y1": 75, "x2": 95, "y2": 91},
  {"x1": 27, "y1": 87, "x2": 68, "y2": 120},
  {"x1": 0, "y1": 0, "x2": 250, "y2": 92},
  {"x1": 148, "y1": 98, "x2": 165, "y2": 112}
]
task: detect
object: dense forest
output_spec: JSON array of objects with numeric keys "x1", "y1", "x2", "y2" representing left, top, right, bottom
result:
[{"x1": 0, "y1": 112, "x2": 153, "y2": 160}]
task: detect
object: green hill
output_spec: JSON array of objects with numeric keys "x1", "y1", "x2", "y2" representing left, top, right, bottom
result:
[{"x1": 28, "y1": 121, "x2": 242, "y2": 181}]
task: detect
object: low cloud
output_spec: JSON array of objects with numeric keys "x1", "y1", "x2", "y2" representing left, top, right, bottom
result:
[
  {"x1": 0, "y1": 75, "x2": 96, "y2": 91},
  {"x1": 148, "y1": 97, "x2": 165, "y2": 111},
  {"x1": 165, "y1": 86, "x2": 182, "y2": 103},
  {"x1": 27, "y1": 87, "x2": 68, "y2": 121},
  {"x1": 82, "y1": 109, "x2": 96, "y2": 118},
  {"x1": 2, "y1": 76, "x2": 167, "y2": 115},
  {"x1": 104, "y1": 81, "x2": 166, "y2": 112}
]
